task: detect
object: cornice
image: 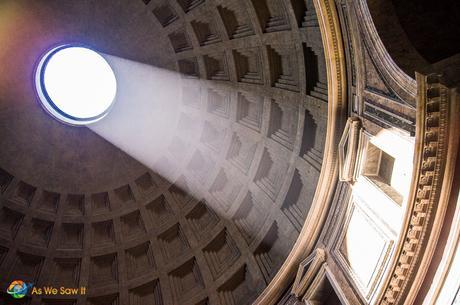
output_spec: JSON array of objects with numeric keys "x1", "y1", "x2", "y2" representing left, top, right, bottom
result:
[{"x1": 379, "y1": 74, "x2": 460, "y2": 305}]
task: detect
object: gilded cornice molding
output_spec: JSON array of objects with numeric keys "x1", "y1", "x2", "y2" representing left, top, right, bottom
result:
[
  {"x1": 379, "y1": 74, "x2": 460, "y2": 305},
  {"x1": 253, "y1": 0, "x2": 347, "y2": 303}
]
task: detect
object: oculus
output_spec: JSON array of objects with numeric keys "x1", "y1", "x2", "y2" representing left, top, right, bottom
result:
[{"x1": 35, "y1": 45, "x2": 117, "y2": 125}]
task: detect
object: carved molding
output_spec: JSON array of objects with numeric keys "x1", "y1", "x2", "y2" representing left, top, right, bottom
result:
[
  {"x1": 334, "y1": 199, "x2": 395, "y2": 301},
  {"x1": 338, "y1": 117, "x2": 362, "y2": 183},
  {"x1": 292, "y1": 248, "x2": 327, "y2": 298},
  {"x1": 253, "y1": 0, "x2": 347, "y2": 303},
  {"x1": 378, "y1": 74, "x2": 460, "y2": 305}
]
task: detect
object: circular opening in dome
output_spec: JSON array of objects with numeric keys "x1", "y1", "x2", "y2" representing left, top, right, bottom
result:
[{"x1": 35, "y1": 45, "x2": 117, "y2": 126}]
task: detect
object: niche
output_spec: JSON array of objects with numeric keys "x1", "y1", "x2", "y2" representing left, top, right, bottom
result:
[
  {"x1": 267, "y1": 45, "x2": 300, "y2": 92},
  {"x1": 168, "y1": 28, "x2": 193, "y2": 53},
  {"x1": 169, "y1": 176, "x2": 195, "y2": 207},
  {"x1": 125, "y1": 242, "x2": 156, "y2": 279},
  {"x1": 362, "y1": 142, "x2": 402, "y2": 204},
  {"x1": 157, "y1": 223, "x2": 190, "y2": 260},
  {"x1": 202, "y1": 229, "x2": 241, "y2": 279},
  {"x1": 282, "y1": 168, "x2": 317, "y2": 232},
  {"x1": 64, "y1": 194, "x2": 85, "y2": 216},
  {"x1": 178, "y1": 58, "x2": 199, "y2": 78},
  {"x1": 253, "y1": 222, "x2": 282, "y2": 283},
  {"x1": 37, "y1": 190, "x2": 59, "y2": 213},
  {"x1": 303, "y1": 44, "x2": 327, "y2": 102},
  {"x1": 114, "y1": 184, "x2": 135, "y2": 204},
  {"x1": 58, "y1": 223, "x2": 84, "y2": 250},
  {"x1": 120, "y1": 210, "x2": 146, "y2": 240},
  {"x1": 233, "y1": 192, "x2": 267, "y2": 244},
  {"x1": 236, "y1": 92, "x2": 264, "y2": 132},
  {"x1": 11, "y1": 251, "x2": 44, "y2": 282},
  {"x1": 268, "y1": 100, "x2": 299, "y2": 150},
  {"x1": 27, "y1": 218, "x2": 54, "y2": 248},
  {"x1": 217, "y1": 265, "x2": 255, "y2": 305},
  {"x1": 177, "y1": 0, "x2": 204, "y2": 13},
  {"x1": 254, "y1": 148, "x2": 289, "y2": 200},
  {"x1": 168, "y1": 258, "x2": 204, "y2": 301},
  {"x1": 191, "y1": 18, "x2": 221, "y2": 46},
  {"x1": 185, "y1": 201, "x2": 220, "y2": 240},
  {"x1": 233, "y1": 48, "x2": 264, "y2": 84},
  {"x1": 89, "y1": 253, "x2": 118, "y2": 285},
  {"x1": 226, "y1": 132, "x2": 258, "y2": 174},
  {"x1": 146, "y1": 194, "x2": 174, "y2": 227},
  {"x1": 201, "y1": 121, "x2": 227, "y2": 152},
  {"x1": 91, "y1": 220, "x2": 115, "y2": 247},
  {"x1": 152, "y1": 2, "x2": 178, "y2": 27},
  {"x1": 217, "y1": 2, "x2": 254, "y2": 39},
  {"x1": 299, "y1": 0, "x2": 319, "y2": 28},
  {"x1": 128, "y1": 280, "x2": 163, "y2": 305},
  {"x1": 0, "y1": 206, "x2": 24, "y2": 240},
  {"x1": 188, "y1": 150, "x2": 216, "y2": 183},
  {"x1": 300, "y1": 108, "x2": 324, "y2": 171},
  {"x1": 52, "y1": 258, "x2": 81, "y2": 287},
  {"x1": 135, "y1": 172, "x2": 157, "y2": 194},
  {"x1": 207, "y1": 88, "x2": 231, "y2": 118},
  {"x1": 209, "y1": 169, "x2": 242, "y2": 211},
  {"x1": 204, "y1": 53, "x2": 230, "y2": 81},
  {"x1": 91, "y1": 192, "x2": 111, "y2": 215},
  {"x1": 250, "y1": 0, "x2": 290, "y2": 32},
  {"x1": 0, "y1": 168, "x2": 13, "y2": 193},
  {"x1": 11, "y1": 181, "x2": 36, "y2": 206}
]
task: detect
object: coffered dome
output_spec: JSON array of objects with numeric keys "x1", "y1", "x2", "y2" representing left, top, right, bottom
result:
[
  {"x1": 0, "y1": 0, "x2": 328, "y2": 304},
  {"x1": 1, "y1": 1, "x2": 459, "y2": 305}
]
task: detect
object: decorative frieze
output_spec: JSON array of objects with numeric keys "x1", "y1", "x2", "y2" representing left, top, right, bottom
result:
[{"x1": 380, "y1": 74, "x2": 458, "y2": 305}]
